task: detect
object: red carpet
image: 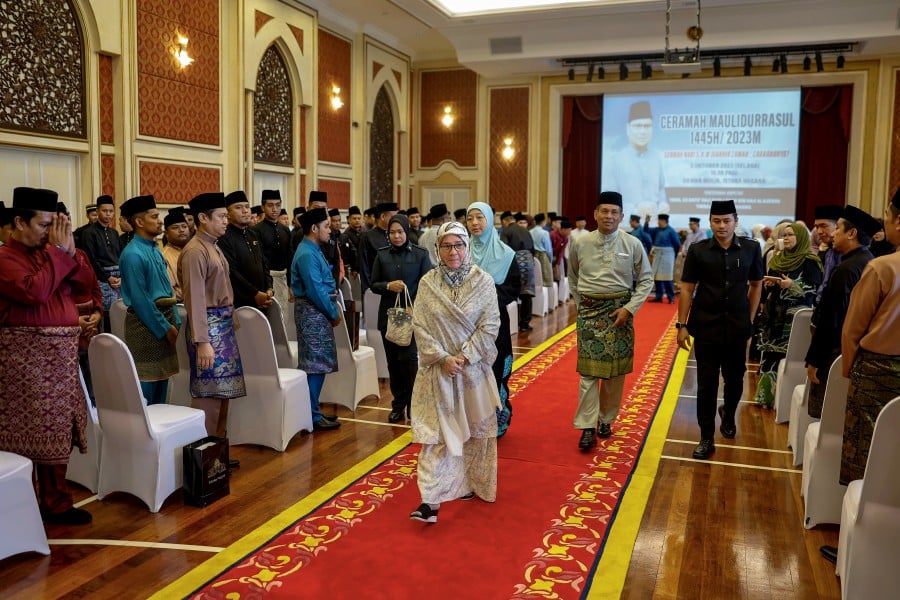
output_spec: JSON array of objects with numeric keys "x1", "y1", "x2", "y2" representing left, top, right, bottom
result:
[{"x1": 172, "y1": 302, "x2": 679, "y2": 599}]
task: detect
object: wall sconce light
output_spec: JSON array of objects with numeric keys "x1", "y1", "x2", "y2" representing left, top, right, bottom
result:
[
  {"x1": 501, "y1": 137, "x2": 515, "y2": 161},
  {"x1": 174, "y1": 34, "x2": 194, "y2": 68},
  {"x1": 441, "y1": 106, "x2": 454, "y2": 128},
  {"x1": 330, "y1": 86, "x2": 343, "y2": 110}
]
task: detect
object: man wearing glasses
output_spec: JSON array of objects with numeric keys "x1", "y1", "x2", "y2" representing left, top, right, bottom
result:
[{"x1": 604, "y1": 100, "x2": 668, "y2": 221}]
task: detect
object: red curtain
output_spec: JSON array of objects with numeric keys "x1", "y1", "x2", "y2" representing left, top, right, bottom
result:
[
  {"x1": 561, "y1": 96, "x2": 602, "y2": 225},
  {"x1": 797, "y1": 85, "x2": 853, "y2": 223}
]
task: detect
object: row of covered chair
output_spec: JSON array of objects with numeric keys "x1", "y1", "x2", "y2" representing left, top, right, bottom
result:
[{"x1": 768, "y1": 310, "x2": 900, "y2": 598}]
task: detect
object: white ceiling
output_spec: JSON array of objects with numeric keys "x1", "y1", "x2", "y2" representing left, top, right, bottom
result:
[{"x1": 305, "y1": 0, "x2": 900, "y2": 77}]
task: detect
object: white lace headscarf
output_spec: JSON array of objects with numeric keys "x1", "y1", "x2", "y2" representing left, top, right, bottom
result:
[{"x1": 436, "y1": 221, "x2": 472, "y2": 293}]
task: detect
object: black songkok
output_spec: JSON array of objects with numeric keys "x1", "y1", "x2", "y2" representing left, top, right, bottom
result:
[
  {"x1": 374, "y1": 202, "x2": 399, "y2": 217},
  {"x1": 454, "y1": 208, "x2": 467, "y2": 219},
  {"x1": 328, "y1": 208, "x2": 340, "y2": 217},
  {"x1": 279, "y1": 208, "x2": 288, "y2": 216},
  {"x1": 85, "y1": 204, "x2": 98, "y2": 214},
  {"x1": 597, "y1": 191, "x2": 623, "y2": 207},
  {"x1": 96, "y1": 194, "x2": 114, "y2": 208},
  {"x1": 293, "y1": 206, "x2": 306, "y2": 217},
  {"x1": 348, "y1": 206, "x2": 361, "y2": 216},
  {"x1": 121, "y1": 195, "x2": 156, "y2": 218},
  {"x1": 709, "y1": 200, "x2": 737, "y2": 216},
  {"x1": 189, "y1": 192, "x2": 226, "y2": 216},
  {"x1": 841, "y1": 205, "x2": 882, "y2": 238},
  {"x1": 814, "y1": 205, "x2": 843, "y2": 222},
  {"x1": 892, "y1": 188, "x2": 900, "y2": 211},
  {"x1": 225, "y1": 190, "x2": 249, "y2": 206},
  {"x1": 689, "y1": 217, "x2": 700, "y2": 224},
  {"x1": 251, "y1": 206, "x2": 263, "y2": 216},
  {"x1": 430, "y1": 203, "x2": 449, "y2": 219},
  {"x1": 628, "y1": 101, "x2": 652, "y2": 122},
  {"x1": 308, "y1": 190, "x2": 327, "y2": 205},
  {"x1": 300, "y1": 207, "x2": 329, "y2": 229},
  {"x1": 261, "y1": 189, "x2": 281, "y2": 202},
  {"x1": 164, "y1": 207, "x2": 187, "y2": 228},
  {"x1": 13, "y1": 187, "x2": 58, "y2": 212},
  {"x1": 560, "y1": 218, "x2": 573, "y2": 229}
]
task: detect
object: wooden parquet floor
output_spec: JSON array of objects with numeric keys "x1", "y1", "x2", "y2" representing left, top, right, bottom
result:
[{"x1": 0, "y1": 300, "x2": 841, "y2": 599}]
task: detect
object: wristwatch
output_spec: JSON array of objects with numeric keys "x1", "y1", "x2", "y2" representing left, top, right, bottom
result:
[{"x1": 675, "y1": 321, "x2": 686, "y2": 330}]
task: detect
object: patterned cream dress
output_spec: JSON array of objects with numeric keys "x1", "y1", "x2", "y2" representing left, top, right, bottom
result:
[{"x1": 410, "y1": 266, "x2": 501, "y2": 504}]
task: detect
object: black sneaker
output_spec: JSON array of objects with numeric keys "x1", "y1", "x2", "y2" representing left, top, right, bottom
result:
[
  {"x1": 410, "y1": 503, "x2": 438, "y2": 523},
  {"x1": 692, "y1": 438, "x2": 716, "y2": 459},
  {"x1": 597, "y1": 423, "x2": 612, "y2": 438},
  {"x1": 388, "y1": 410, "x2": 404, "y2": 423},
  {"x1": 718, "y1": 405, "x2": 736, "y2": 439},
  {"x1": 819, "y1": 545, "x2": 838, "y2": 564},
  {"x1": 42, "y1": 507, "x2": 92, "y2": 525},
  {"x1": 578, "y1": 428, "x2": 597, "y2": 451},
  {"x1": 459, "y1": 492, "x2": 475, "y2": 500},
  {"x1": 314, "y1": 418, "x2": 341, "y2": 431}
]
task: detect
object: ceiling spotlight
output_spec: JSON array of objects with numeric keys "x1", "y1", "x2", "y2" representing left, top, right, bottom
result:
[
  {"x1": 597, "y1": 65, "x2": 605, "y2": 80},
  {"x1": 641, "y1": 60, "x2": 651, "y2": 79},
  {"x1": 587, "y1": 63, "x2": 595, "y2": 81},
  {"x1": 772, "y1": 57, "x2": 780, "y2": 72},
  {"x1": 568, "y1": 68, "x2": 574, "y2": 81},
  {"x1": 744, "y1": 56, "x2": 752, "y2": 76},
  {"x1": 713, "y1": 56, "x2": 721, "y2": 77},
  {"x1": 780, "y1": 54, "x2": 788, "y2": 74},
  {"x1": 815, "y1": 51, "x2": 824, "y2": 72},
  {"x1": 619, "y1": 62, "x2": 628, "y2": 80},
  {"x1": 837, "y1": 54, "x2": 845, "y2": 69},
  {"x1": 803, "y1": 55, "x2": 811, "y2": 71}
]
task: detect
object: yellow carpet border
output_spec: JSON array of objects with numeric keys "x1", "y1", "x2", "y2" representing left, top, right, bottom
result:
[
  {"x1": 586, "y1": 345, "x2": 690, "y2": 599},
  {"x1": 151, "y1": 325, "x2": 576, "y2": 599}
]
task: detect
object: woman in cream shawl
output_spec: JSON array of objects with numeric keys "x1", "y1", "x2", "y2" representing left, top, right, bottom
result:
[{"x1": 409, "y1": 221, "x2": 501, "y2": 524}]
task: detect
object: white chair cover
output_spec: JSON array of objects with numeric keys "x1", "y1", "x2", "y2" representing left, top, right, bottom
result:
[
  {"x1": 0, "y1": 451, "x2": 50, "y2": 559},
  {"x1": 267, "y1": 297, "x2": 299, "y2": 369},
  {"x1": 506, "y1": 301, "x2": 518, "y2": 337},
  {"x1": 363, "y1": 289, "x2": 390, "y2": 378},
  {"x1": 66, "y1": 367, "x2": 102, "y2": 493},
  {"x1": 774, "y1": 307, "x2": 813, "y2": 423},
  {"x1": 801, "y1": 355, "x2": 850, "y2": 528},
  {"x1": 321, "y1": 307, "x2": 380, "y2": 411},
  {"x1": 837, "y1": 396, "x2": 900, "y2": 599},
  {"x1": 109, "y1": 298, "x2": 127, "y2": 340},
  {"x1": 558, "y1": 276, "x2": 570, "y2": 305},
  {"x1": 230, "y1": 306, "x2": 313, "y2": 451},
  {"x1": 548, "y1": 281, "x2": 558, "y2": 311},
  {"x1": 531, "y1": 257, "x2": 549, "y2": 316},
  {"x1": 89, "y1": 334, "x2": 207, "y2": 512},
  {"x1": 167, "y1": 304, "x2": 192, "y2": 407},
  {"x1": 788, "y1": 380, "x2": 818, "y2": 465}
]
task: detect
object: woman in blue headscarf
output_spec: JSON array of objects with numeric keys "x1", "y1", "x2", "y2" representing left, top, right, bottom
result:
[{"x1": 466, "y1": 201, "x2": 520, "y2": 437}]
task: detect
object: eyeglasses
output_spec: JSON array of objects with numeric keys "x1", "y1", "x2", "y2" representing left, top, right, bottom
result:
[{"x1": 438, "y1": 242, "x2": 466, "y2": 252}]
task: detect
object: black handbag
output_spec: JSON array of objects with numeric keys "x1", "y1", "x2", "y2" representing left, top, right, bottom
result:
[{"x1": 183, "y1": 436, "x2": 230, "y2": 507}]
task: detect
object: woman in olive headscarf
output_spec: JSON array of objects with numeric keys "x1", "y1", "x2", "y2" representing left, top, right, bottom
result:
[
  {"x1": 409, "y1": 222, "x2": 501, "y2": 524},
  {"x1": 754, "y1": 222, "x2": 823, "y2": 407},
  {"x1": 466, "y1": 202, "x2": 520, "y2": 437}
]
